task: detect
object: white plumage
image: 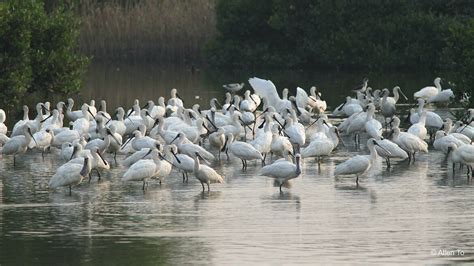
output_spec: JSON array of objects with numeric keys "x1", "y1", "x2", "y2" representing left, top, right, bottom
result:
[{"x1": 260, "y1": 154, "x2": 301, "y2": 192}]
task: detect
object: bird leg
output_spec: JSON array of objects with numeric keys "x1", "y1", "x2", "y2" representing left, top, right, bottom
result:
[
  {"x1": 88, "y1": 173, "x2": 92, "y2": 183},
  {"x1": 142, "y1": 180, "x2": 146, "y2": 191},
  {"x1": 42, "y1": 150, "x2": 45, "y2": 161},
  {"x1": 69, "y1": 186, "x2": 72, "y2": 196},
  {"x1": 453, "y1": 163, "x2": 456, "y2": 174},
  {"x1": 201, "y1": 182, "x2": 205, "y2": 192},
  {"x1": 114, "y1": 152, "x2": 117, "y2": 164},
  {"x1": 182, "y1": 172, "x2": 186, "y2": 183},
  {"x1": 186, "y1": 172, "x2": 189, "y2": 183},
  {"x1": 96, "y1": 169, "x2": 101, "y2": 181},
  {"x1": 413, "y1": 152, "x2": 416, "y2": 162},
  {"x1": 241, "y1": 159, "x2": 245, "y2": 169},
  {"x1": 356, "y1": 175, "x2": 359, "y2": 186},
  {"x1": 207, "y1": 182, "x2": 210, "y2": 192},
  {"x1": 13, "y1": 155, "x2": 16, "y2": 167},
  {"x1": 279, "y1": 183, "x2": 283, "y2": 193}
]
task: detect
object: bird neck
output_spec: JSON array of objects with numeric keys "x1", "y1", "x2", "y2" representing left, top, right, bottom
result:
[
  {"x1": 435, "y1": 80, "x2": 442, "y2": 91},
  {"x1": 393, "y1": 89, "x2": 399, "y2": 102},
  {"x1": 369, "y1": 146, "x2": 378, "y2": 161},
  {"x1": 193, "y1": 157, "x2": 200, "y2": 172}
]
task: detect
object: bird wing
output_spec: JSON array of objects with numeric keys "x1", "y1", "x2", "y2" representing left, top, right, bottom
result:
[
  {"x1": 260, "y1": 161, "x2": 294, "y2": 178},
  {"x1": 200, "y1": 165, "x2": 224, "y2": 183},
  {"x1": 296, "y1": 87, "x2": 309, "y2": 109},
  {"x1": 334, "y1": 156, "x2": 370, "y2": 176},
  {"x1": 249, "y1": 77, "x2": 281, "y2": 109}
]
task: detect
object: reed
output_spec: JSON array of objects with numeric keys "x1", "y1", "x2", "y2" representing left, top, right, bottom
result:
[{"x1": 78, "y1": 0, "x2": 216, "y2": 64}]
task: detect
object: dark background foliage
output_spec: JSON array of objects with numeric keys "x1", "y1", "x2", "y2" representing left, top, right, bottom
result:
[{"x1": 0, "y1": 1, "x2": 89, "y2": 112}]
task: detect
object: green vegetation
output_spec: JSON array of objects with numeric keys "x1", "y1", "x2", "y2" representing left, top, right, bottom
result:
[
  {"x1": 78, "y1": 0, "x2": 216, "y2": 63},
  {"x1": 0, "y1": 0, "x2": 89, "y2": 111},
  {"x1": 207, "y1": 0, "x2": 474, "y2": 106}
]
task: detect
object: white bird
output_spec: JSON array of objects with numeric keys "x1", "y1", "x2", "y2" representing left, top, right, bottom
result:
[
  {"x1": 73, "y1": 104, "x2": 95, "y2": 136},
  {"x1": 168, "y1": 88, "x2": 184, "y2": 108},
  {"x1": 410, "y1": 99, "x2": 443, "y2": 137},
  {"x1": 2, "y1": 125, "x2": 37, "y2": 166},
  {"x1": 29, "y1": 128, "x2": 54, "y2": 158},
  {"x1": 224, "y1": 132, "x2": 263, "y2": 169},
  {"x1": 69, "y1": 146, "x2": 110, "y2": 182},
  {"x1": 11, "y1": 105, "x2": 30, "y2": 136},
  {"x1": 122, "y1": 143, "x2": 162, "y2": 167},
  {"x1": 97, "y1": 100, "x2": 112, "y2": 120},
  {"x1": 453, "y1": 121, "x2": 474, "y2": 141},
  {"x1": 373, "y1": 136, "x2": 408, "y2": 168},
  {"x1": 107, "y1": 107, "x2": 127, "y2": 136},
  {"x1": 42, "y1": 110, "x2": 61, "y2": 133},
  {"x1": 122, "y1": 149, "x2": 161, "y2": 190},
  {"x1": 60, "y1": 142, "x2": 74, "y2": 161},
  {"x1": 220, "y1": 112, "x2": 243, "y2": 138},
  {"x1": 334, "y1": 96, "x2": 363, "y2": 117},
  {"x1": 426, "y1": 78, "x2": 454, "y2": 105},
  {"x1": 193, "y1": 152, "x2": 224, "y2": 192},
  {"x1": 52, "y1": 128, "x2": 80, "y2": 147},
  {"x1": 250, "y1": 117, "x2": 273, "y2": 164},
  {"x1": 144, "y1": 99, "x2": 165, "y2": 118},
  {"x1": 12, "y1": 103, "x2": 43, "y2": 136},
  {"x1": 124, "y1": 109, "x2": 151, "y2": 135},
  {"x1": 386, "y1": 86, "x2": 408, "y2": 105},
  {"x1": 283, "y1": 116, "x2": 305, "y2": 148},
  {"x1": 407, "y1": 110, "x2": 428, "y2": 140},
  {"x1": 302, "y1": 126, "x2": 342, "y2": 164},
  {"x1": 223, "y1": 83, "x2": 244, "y2": 94},
  {"x1": 169, "y1": 144, "x2": 194, "y2": 183},
  {"x1": 442, "y1": 119, "x2": 472, "y2": 143},
  {"x1": 364, "y1": 103, "x2": 382, "y2": 139},
  {"x1": 66, "y1": 98, "x2": 85, "y2": 121},
  {"x1": 334, "y1": 138, "x2": 388, "y2": 185},
  {"x1": 129, "y1": 130, "x2": 158, "y2": 151},
  {"x1": 149, "y1": 116, "x2": 179, "y2": 144},
  {"x1": 260, "y1": 154, "x2": 302, "y2": 192},
  {"x1": 380, "y1": 89, "x2": 396, "y2": 126},
  {"x1": 240, "y1": 90, "x2": 258, "y2": 112},
  {"x1": 414, "y1": 77, "x2": 441, "y2": 100},
  {"x1": 152, "y1": 145, "x2": 175, "y2": 185},
  {"x1": 85, "y1": 127, "x2": 121, "y2": 154},
  {"x1": 270, "y1": 124, "x2": 293, "y2": 159},
  {"x1": 105, "y1": 125, "x2": 123, "y2": 161},
  {"x1": 88, "y1": 100, "x2": 97, "y2": 118},
  {"x1": 172, "y1": 132, "x2": 214, "y2": 161},
  {"x1": 249, "y1": 77, "x2": 289, "y2": 113},
  {"x1": 391, "y1": 127, "x2": 428, "y2": 162},
  {"x1": 307, "y1": 86, "x2": 327, "y2": 113},
  {"x1": 450, "y1": 144, "x2": 474, "y2": 177},
  {"x1": 49, "y1": 157, "x2": 91, "y2": 195},
  {"x1": 433, "y1": 131, "x2": 466, "y2": 154},
  {"x1": 208, "y1": 128, "x2": 226, "y2": 158},
  {"x1": 0, "y1": 109, "x2": 7, "y2": 135}
]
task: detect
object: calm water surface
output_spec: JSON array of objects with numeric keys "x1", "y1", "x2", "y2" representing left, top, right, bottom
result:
[{"x1": 0, "y1": 63, "x2": 473, "y2": 264}]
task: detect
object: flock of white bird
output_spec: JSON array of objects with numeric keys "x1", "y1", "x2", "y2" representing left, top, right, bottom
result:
[{"x1": 0, "y1": 77, "x2": 473, "y2": 194}]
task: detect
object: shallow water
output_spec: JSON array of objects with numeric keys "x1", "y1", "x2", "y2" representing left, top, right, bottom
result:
[{"x1": 1, "y1": 64, "x2": 473, "y2": 264}]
